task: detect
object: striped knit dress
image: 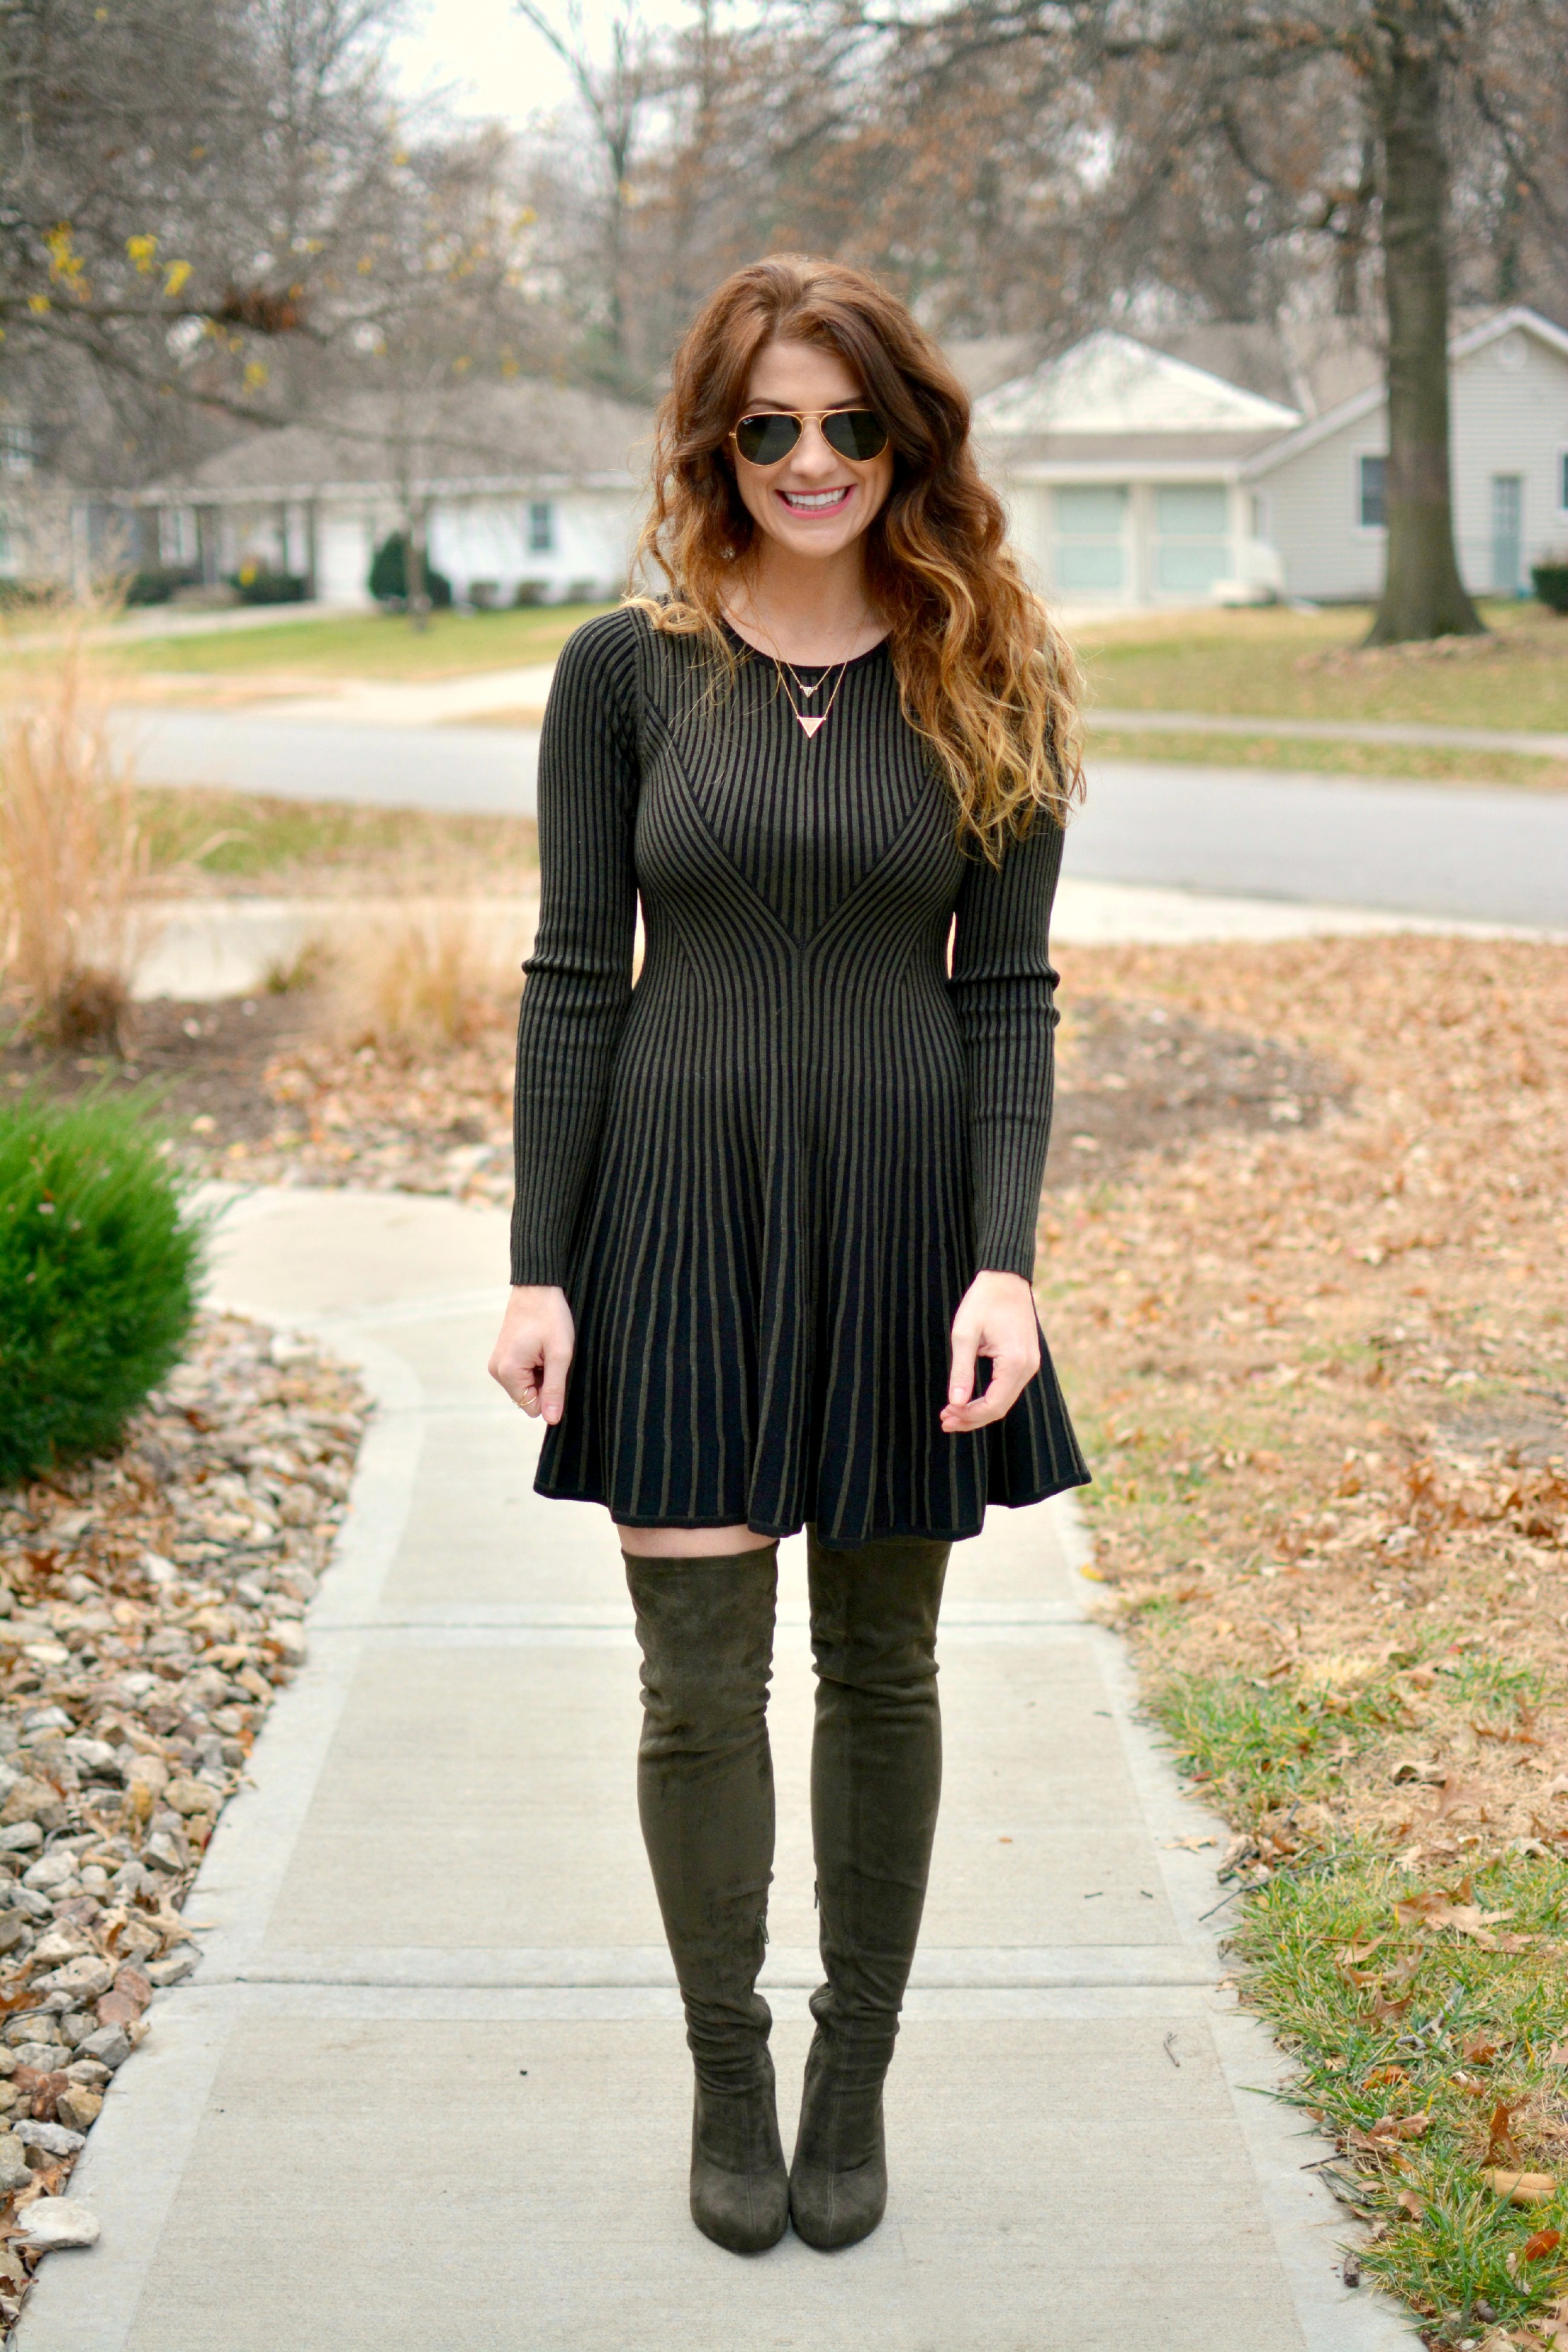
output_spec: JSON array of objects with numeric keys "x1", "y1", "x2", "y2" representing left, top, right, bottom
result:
[{"x1": 510, "y1": 604, "x2": 1088, "y2": 1546}]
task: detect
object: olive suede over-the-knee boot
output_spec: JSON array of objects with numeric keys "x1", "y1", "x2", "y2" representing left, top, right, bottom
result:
[
  {"x1": 622, "y1": 1546, "x2": 788, "y2": 2255},
  {"x1": 790, "y1": 1529, "x2": 951, "y2": 2251}
]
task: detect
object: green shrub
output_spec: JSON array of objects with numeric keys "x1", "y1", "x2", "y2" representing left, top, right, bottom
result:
[
  {"x1": 122, "y1": 567, "x2": 194, "y2": 607},
  {"x1": 368, "y1": 533, "x2": 452, "y2": 609},
  {"x1": 0, "y1": 1090, "x2": 207, "y2": 1487},
  {"x1": 228, "y1": 566, "x2": 308, "y2": 606},
  {"x1": 1532, "y1": 562, "x2": 1568, "y2": 615}
]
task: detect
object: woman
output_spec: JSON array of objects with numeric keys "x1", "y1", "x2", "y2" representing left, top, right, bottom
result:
[{"x1": 489, "y1": 254, "x2": 1088, "y2": 2257}]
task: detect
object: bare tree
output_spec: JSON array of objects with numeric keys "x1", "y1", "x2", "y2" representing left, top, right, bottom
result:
[
  {"x1": 849, "y1": 0, "x2": 1542, "y2": 640},
  {"x1": 513, "y1": 0, "x2": 668, "y2": 385}
]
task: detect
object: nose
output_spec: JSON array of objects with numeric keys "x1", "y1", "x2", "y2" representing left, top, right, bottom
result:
[{"x1": 788, "y1": 419, "x2": 848, "y2": 481}]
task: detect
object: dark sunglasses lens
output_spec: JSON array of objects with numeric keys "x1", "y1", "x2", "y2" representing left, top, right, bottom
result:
[
  {"x1": 824, "y1": 410, "x2": 889, "y2": 461},
  {"x1": 734, "y1": 413, "x2": 802, "y2": 466}
]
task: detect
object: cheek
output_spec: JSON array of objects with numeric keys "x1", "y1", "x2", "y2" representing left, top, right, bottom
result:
[
  {"x1": 732, "y1": 465, "x2": 778, "y2": 537},
  {"x1": 861, "y1": 454, "x2": 895, "y2": 524}
]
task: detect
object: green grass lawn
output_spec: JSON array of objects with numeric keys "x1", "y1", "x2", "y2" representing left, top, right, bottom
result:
[
  {"x1": 1087, "y1": 727, "x2": 1568, "y2": 791},
  {"x1": 60, "y1": 600, "x2": 615, "y2": 682},
  {"x1": 1075, "y1": 600, "x2": 1568, "y2": 734},
  {"x1": 140, "y1": 786, "x2": 537, "y2": 890}
]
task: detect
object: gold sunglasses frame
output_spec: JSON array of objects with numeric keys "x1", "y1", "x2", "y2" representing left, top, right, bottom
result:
[{"x1": 728, "y1": 405, "x2": 890, "y2": 469}]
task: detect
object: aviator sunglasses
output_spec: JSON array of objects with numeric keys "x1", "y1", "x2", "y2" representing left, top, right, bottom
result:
[{"x1": 730, "y1": 405, "x2": 891, "y2": 469}]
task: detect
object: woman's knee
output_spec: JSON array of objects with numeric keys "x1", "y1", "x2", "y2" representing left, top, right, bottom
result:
[
  {"x1": 625, "y1": 1547, "x2": 778, "y2": 1743},
  {"x1": 806, "y1": 1532, "x2": 948, "y2": 1696}
]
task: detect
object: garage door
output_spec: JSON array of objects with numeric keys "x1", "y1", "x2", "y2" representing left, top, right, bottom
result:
[
  {"x1": 1053, "y1": 486, "x2": 1128, "y2": 594},
  {"x1": 1155, "y1": 485, "x2": 1230, "y2": 594}
]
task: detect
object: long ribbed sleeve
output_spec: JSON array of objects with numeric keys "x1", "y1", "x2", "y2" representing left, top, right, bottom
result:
[
  {"x1": 510, "y1": 612, "x2": 641, "y2": 1287},
  {"x1": 947, "y1": 811, "x2": 1065, "y2": 1282}
]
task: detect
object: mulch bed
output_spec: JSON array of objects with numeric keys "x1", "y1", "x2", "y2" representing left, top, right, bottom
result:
[{"x1": 6, "y1": 978, "x2": 1355, "y2": 1207}]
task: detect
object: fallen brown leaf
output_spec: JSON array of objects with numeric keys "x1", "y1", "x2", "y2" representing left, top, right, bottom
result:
[
  {"x1": 1523, "y1": 2227, "x2": 1563, "y2": 2263},
  {"x1": 1482, "y1": 2169, "x2": 1558, "y2": 2206}
]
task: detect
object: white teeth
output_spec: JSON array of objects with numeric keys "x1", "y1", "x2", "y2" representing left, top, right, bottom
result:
[{"x1": 783, "y1": 488, "x2": 849, "y2": 509}]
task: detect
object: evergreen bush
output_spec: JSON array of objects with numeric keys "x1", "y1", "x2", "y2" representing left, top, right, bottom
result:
[
  {"x1": 1532, "y1": 562, "x2": 1568, "y2": 615},
  {"x1": 229, "y1": 564, "x2": 308, "y2": 605},
  {"x1": 0, "y1": 1090, "x2": 206, "y2": 1487},
  {"x1": 368, "y1": 533, "x2": 452, "y2": 608}
]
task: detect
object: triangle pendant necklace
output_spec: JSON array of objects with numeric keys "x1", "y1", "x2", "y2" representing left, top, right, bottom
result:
[{"x1": 774, "y1": 655, "x2": 850, "y2": 740}]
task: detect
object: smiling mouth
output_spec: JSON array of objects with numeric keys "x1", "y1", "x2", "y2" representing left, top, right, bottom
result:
[{"x1": 778, "y1": 486, "x2": 854, "y2": 515}]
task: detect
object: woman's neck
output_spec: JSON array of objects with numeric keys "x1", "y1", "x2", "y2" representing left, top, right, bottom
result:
[{"x1": 723, "y1": 544, "x2": 885, "y2": 666}]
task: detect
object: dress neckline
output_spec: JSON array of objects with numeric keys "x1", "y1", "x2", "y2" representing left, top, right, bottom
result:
[{"x1": 719, "y1": 615, "x2": 890, "y2": 676}]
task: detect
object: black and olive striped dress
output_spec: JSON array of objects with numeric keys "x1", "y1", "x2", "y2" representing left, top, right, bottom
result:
[{"x1": 510, "y1": 604, "x2": 1087, "y2": 1545}]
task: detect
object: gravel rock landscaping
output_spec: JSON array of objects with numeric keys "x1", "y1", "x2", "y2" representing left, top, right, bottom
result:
[{"x1": 0, "y1": 1314, "x2": 367, "y2": 2329}]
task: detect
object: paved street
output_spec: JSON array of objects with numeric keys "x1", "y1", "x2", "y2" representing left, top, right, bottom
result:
[
  {"x1": 125, "y1": 700, "x2": 1567, "y2": 928},
  {"x1": 1068, "y1": 758, "x2": 1568, "y2": 929},
  {"x1": 16, "y1": 1189, "x2": 1415, "y2": 2352},
  {"x1": 120, "y1": 707, "x2": 541, "y2": 817}
]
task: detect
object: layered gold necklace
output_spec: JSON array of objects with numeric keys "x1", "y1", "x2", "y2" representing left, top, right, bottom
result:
[{"x1": 731, "y1": 607, "x2": 876, "y2": 740}]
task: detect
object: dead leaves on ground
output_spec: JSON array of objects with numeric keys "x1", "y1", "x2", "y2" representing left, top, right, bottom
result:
[{"x1": 1051, "y1": 936, "x2": 1568, "y2": 1869}]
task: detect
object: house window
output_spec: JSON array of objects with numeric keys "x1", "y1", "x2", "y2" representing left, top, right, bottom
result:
[
  {"x1": 1558, "y1": 451, "x2": 1568, "y2": 513},
  {"x1": 0, "y1": 422, "x2": 36, "y2": 476},
  {"x1": 527, "y1": 500, "x2": 554, "y2": 554},
  {"x1": 158, "y1": 507, "x2": 197, "y2": 567},
  {"x1": 1155, "y1": 483, "x2": 1230, "y2": 594},
  {"x1": 1358, "y1": 455, "x2": 1387, "y2": 531}
]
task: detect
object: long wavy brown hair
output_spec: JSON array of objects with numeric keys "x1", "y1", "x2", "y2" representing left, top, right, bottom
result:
[{"x1": 631, "y1": 254, "x2": 1083, "y2": 858}]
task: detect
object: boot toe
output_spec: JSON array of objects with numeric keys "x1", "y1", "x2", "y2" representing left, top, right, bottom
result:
[
  {"x1": 788, "y1": 2149, "x2": 887, "y2": 2250},
  {"x1": 690, "y1": 2153, "x2": 790, "y2": 2253}
]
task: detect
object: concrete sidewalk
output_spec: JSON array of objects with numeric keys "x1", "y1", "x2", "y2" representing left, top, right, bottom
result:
[
  {"x1": 18, "y1": 1189, "x2": 1418, "y2": 2351},
  {"x1": 133, "y1": 878, "x2": 1541, "y2": 1004}
]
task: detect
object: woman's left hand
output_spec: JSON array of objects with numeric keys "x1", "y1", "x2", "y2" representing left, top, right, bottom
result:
[{"x1": 941, "y1": 1270, "x2": 1041, "y2": 1433}]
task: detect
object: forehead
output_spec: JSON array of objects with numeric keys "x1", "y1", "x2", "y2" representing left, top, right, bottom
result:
[{"x1": 743, "y1": 337, "x2": 863, "y2": 410}]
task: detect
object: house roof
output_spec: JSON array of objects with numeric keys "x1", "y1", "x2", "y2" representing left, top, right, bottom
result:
[
  {"x1": 146, "y1": 379, "x2": 655, "y2": 503},
  {"x1": 975, "y1": 329, "x2": 1302, "y2": 439},
  {"x1": 943, "y1": 335, "x2": 1053, "y2": 400},
  {"x1": 1241, "y1": 304, "x2": 1568, "y2": 478},
  {"x1": 1150, "y1": 318, "x2": 1384, "y2": 420},
  {"x1": 990, "y1": 427, "x2": 1289, "y2": 472}
]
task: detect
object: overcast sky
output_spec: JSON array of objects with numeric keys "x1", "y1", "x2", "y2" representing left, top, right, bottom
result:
[{"x1": 388, "y1": 0, "x2": 694, "y2": 129}]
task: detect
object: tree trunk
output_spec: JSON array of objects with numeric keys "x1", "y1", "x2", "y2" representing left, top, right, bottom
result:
[
  {"x1": 405, "y1": 496, "x2": 431, "y2": 636},
  {"x1": 1365, "y1": 3, "x2": 1484, "y2": 644}
]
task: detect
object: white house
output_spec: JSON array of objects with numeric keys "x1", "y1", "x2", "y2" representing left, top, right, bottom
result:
[
  {"x1": 967, "y1": 306, "x2": 1568, "y2": 608},
  {"x1": 968, "y1": 329, "x2": 1301, "y2": 605},
  {"x1": 87, "y1": 379, "x2": 655, "y2": 607}
]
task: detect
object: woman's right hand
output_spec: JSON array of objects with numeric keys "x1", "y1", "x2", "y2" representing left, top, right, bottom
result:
[{"x1": 488, "y1": 1285, "x2": 575, "y2": 1423}]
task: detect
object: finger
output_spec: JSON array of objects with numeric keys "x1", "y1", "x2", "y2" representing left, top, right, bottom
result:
[
  {"x1": 538, "y1": 1332, "x2": 572, "y2": 1426},
  {"x1": 490, "y1": 1338, "x2": 541, "y2": 1413},
  {"x1": 947, "y1": 1321, "x2": 980, "y2": 1411},
  {"x1": 941, "y1": 1348, "x2": 1031, "y2": 1432}
]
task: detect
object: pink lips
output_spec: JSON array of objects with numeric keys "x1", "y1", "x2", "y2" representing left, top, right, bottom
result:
[{"x1": 776, "y1": 485, "x2": 854, "y2": 516}]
